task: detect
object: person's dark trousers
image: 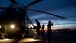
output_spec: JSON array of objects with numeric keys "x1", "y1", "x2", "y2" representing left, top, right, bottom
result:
[
  {"x1": 41, "y1": 30, "x2": 44, "y2": 39},
  {"x1": 42, "y1": 32, "x2": 44, "y2": 39},
  {"x1": 37, "y1": 29, "x2": 40, "y2": 36},
  {"x1": 48, "y1": 29, "x2": 51, "y2": 43}
]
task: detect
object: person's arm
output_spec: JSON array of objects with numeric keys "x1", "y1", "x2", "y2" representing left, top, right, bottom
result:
[{"x1": 51, "y1": 22, "x2": 53, "y2": 26}]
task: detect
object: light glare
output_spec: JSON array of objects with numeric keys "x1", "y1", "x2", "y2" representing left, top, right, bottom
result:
[
  {"x1": 11, "y1": 25, "x2": 15, "y2": 28},
  {"x1": 0, "y1": 26, "x2": 1, "y2": 28}
]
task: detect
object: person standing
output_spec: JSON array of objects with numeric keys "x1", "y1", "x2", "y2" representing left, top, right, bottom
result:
[
  {"x1": 35, "y1": 19, "x2": 41, "y2": 36},
  {"x1": 47, "y1": 20, "x2": 53, "y2": 43},
  {"x1": 41, "y1": 24, "x2": 45, "y2": 39}
]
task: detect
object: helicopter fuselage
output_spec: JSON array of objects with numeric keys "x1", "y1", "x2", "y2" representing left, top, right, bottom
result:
[{"x1": 0, "y1": 4, "x2": 27, "y2": 35}]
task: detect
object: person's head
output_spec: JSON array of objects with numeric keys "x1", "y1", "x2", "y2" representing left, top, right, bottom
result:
[
  {"x1": 42, "y1": 24, "x2": 44, "y2": 26},
  {"x1": 48, "y1": 20, "x2": 51, "y2": 23},
  {"x1": 35, "y1": 19, "x2": 38, "y2": 22}
]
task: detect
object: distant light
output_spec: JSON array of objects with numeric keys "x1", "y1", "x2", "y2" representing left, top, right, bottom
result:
[
  {"x1": 11, "y1": 25, "x2": 15, "y2": 28},
  {"x1": 0, "y1": 26, "x2": 1, "y2": 28}
]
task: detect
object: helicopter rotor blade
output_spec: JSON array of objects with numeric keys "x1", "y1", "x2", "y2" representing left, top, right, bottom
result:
[
  {"x1": 0, "y1": 7, "x2": 5, "y2": 9},
  {"x1": 27, "y1": 9, "x2": 67, "y2": 19},
  {"x1": 9, "y1": 0, "x2": 43, "y2": 9},
  {"x1": 25, "y1": 0, "x2": 43, "y2": 9},
  {"x1": 9, "y1": 0, "x2": 18, "y2": 4}
]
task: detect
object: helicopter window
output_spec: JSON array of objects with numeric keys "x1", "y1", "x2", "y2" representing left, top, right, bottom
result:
[
  {"x1": 0, "y1": 9, "x2": 3, "y2": 13},
  {"x1": 0, "y1": 9, "x2": 7, "y2": 17},
  {"x1": 0, "y1": 7, "x2": 26, "y2": 24},
  {"x1": 16, "y1": 9, "x2": 18, "y2": 11}
]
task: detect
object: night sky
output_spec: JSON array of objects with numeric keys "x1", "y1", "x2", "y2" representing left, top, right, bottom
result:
[{"x1": 0, "y1": 0, "x2": 76, "y2": 29}]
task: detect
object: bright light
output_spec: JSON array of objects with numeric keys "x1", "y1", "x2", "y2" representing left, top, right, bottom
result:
[
  {"x1": 28, "y1": 24, "x2": 34, "y2": 28},
  {"x1": 3, "y1": 39, "x2": 10, "y2": 40},
  {"x1": 0, "y1": 26, "x2": 1, "y2": 28},
  {"x1": 18, "y1": 38, "x2": 41, "y2": 43},
  {"x1": 11, "y1": 25, "x2": 15, "y2": 28}
]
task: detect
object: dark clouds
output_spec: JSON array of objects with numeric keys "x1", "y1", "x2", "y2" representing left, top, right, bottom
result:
[{"x1": 0, "y1": 0, "x2": 76, "y2": 29}]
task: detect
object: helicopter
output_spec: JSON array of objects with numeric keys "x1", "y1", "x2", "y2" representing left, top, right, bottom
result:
[{"x1": 0, "y1": 0, "x2": 67, "y2": 40}]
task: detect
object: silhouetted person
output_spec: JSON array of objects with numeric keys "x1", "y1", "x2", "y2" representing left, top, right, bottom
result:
[
  {"x1": 41, "y1": 24, "x2": 45, "y2": 39},
  {"x1": 47, "y1": 20, "x2": 53, "y2": 43},
  {"x1": 0, "y1": 33, "x2": 5, "y2": 39},
  {"x1": 35, "y1": 19, "x2": 41, "y2": 36}
]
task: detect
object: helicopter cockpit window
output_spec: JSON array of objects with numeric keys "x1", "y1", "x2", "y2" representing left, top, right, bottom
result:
[
  {"x1": 16, "y1": 9, "x2": 18, "y2": 11},
  {"x1": 0, "y1": 9, "x2": 3, "y2": 16},
  {"x1": 1, "y1": 7, "x2": 25, "y2": 18},
  {"x1": 0, "y1": 9, "x2": 7, "y2": 17},
  {"x1": 0, "y1": 9, "x2": 3, "y2": 12}
]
